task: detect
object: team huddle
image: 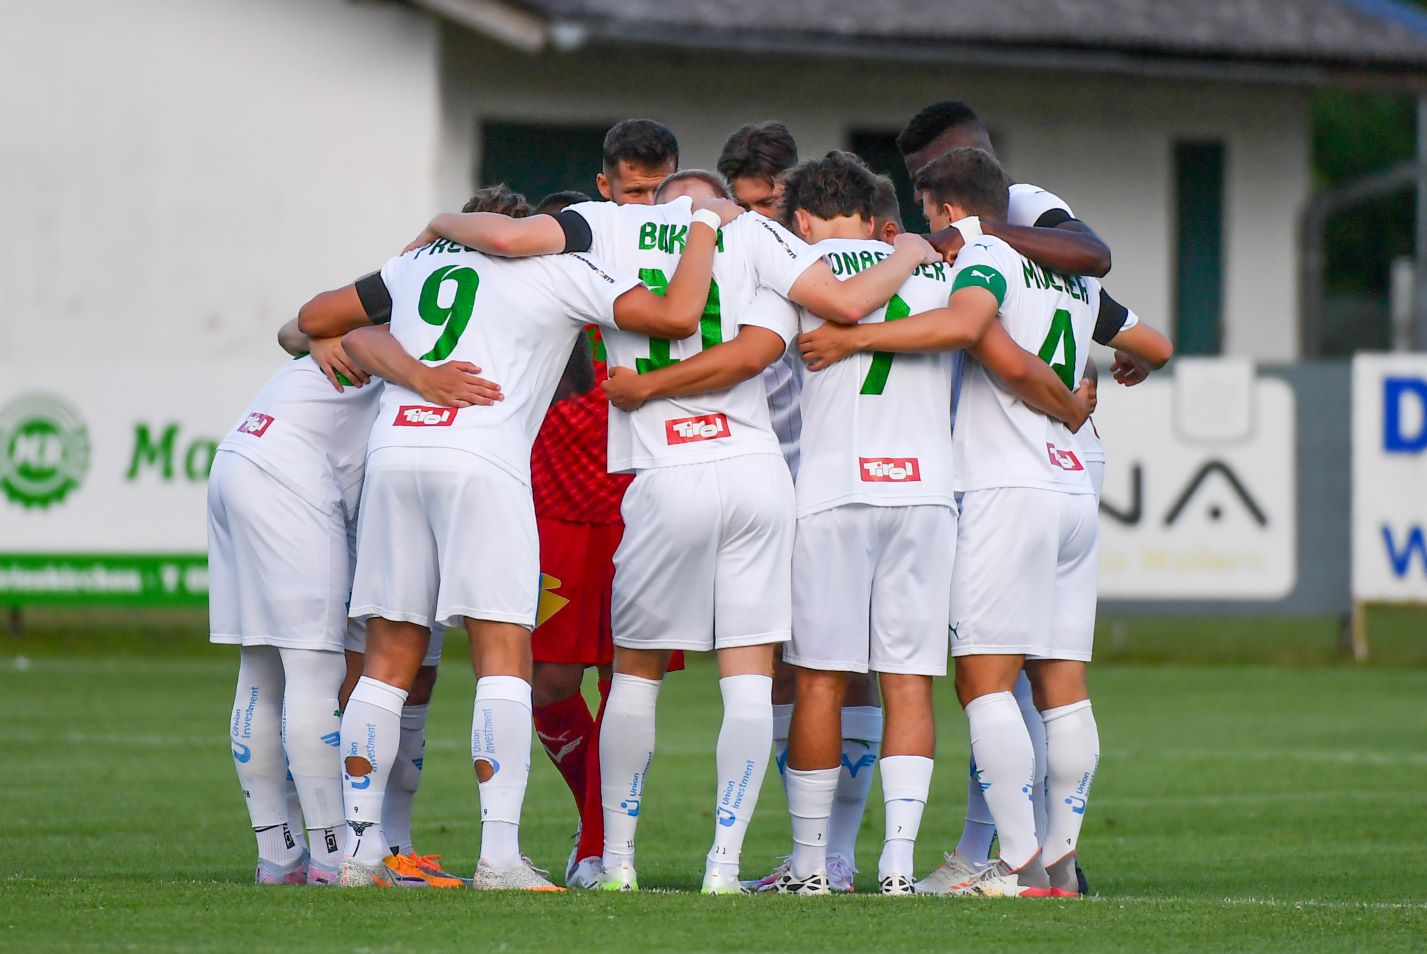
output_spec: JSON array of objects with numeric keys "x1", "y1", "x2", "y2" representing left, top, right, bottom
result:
[{"x1": 208, "y1": 101, "x2": 1172, "y2": 896}]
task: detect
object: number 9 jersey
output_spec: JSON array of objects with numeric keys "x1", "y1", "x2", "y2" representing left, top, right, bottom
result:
[
  {"x1": 364, "y1": 244, "x2": 637, "y2": 484},
  {"x1": 950, "y1": 236, "x2": 1099, "y2": 496}
]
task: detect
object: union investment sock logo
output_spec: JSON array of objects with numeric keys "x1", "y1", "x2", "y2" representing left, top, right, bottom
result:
[{"x1": 0, "y1": 394, "x2": 90, "y2": 509}]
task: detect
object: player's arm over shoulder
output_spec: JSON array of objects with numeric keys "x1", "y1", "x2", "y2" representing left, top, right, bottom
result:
[
  {"x1": 1096, "y1": 287, "x2": 1173, "y2": 370},
  {"x1": 297, "y1": 264, "x2": 396, "y2": 338},
  {"x1": 986, "y1": 184, "x2": 1111, "y2": 277},
  {"x1": 417, "y1": 210, "x2": 576, "y2": 258}
]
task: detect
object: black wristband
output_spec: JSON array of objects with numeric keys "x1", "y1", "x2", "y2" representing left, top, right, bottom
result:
[
  {"x1": 554, "y1": 209, "x2": 594, "y2": 254},
  {"x1": 354, "y1": 271, "x2": 393, "y2": 325},
  {"x1": 1093, "y1": 288, "x2": 1131, "y2": 345}
]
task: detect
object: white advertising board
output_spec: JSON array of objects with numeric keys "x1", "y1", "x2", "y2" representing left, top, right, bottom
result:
[
  {"x1": 1351, "y1": 354, "x2": 1427, "y2": 603},
  {"x1": 1094, "y1": 361, "x2": 1297, "y2": 600},
  {"x1": 0, "y1": 359, "x2": 290, "y2": 605}
]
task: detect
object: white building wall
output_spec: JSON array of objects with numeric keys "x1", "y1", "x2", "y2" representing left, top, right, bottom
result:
[
  {"x1": 0, "y1": 0, "x2": 441, "y2": 363},
  {"x1": 439, "y1": 29, "x2": 1309, "y2": 360}
]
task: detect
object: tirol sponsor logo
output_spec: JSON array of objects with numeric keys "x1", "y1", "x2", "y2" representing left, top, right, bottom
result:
[
  {"x1": 237, "y1": 412, "x2": 274, "y2": 437},
  {"x1": 0, "y1": 393, "x2": 90, "y2": 509},
  {"x1": 1046, "y1": 443, "x2": 1084, "y2": 472},
  {"x1": 665, "y1": 413, "x2": 729, "y2": 444},
  {"x1": 859, "y1": 457, "x2": 920, "y2": 482},
  {"x1": 394, "y1": 405, "x2": 456, "y2": 427}
]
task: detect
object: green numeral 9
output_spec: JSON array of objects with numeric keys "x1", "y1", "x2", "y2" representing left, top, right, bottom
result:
[
  {"x1": 418, "y1": 264, "x2": 480, "y2": 361},
  {"x1": 634, "y1": 267, "x2": 721, "y2": 374}
]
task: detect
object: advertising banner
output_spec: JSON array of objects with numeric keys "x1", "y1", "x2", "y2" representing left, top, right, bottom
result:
[
  {"x1": 1351, "y1": 354, "x2": 1427, "y2": 604},
  {"x1": 0, "y1": 359, "x2": 288, "y2": 605},
  {"x1": 1094, "y1": 360, "x2": 1297, "y2": 600}
]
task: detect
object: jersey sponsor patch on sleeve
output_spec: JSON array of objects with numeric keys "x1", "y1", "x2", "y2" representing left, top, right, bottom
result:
[
  {"x1": 237, "y1": 412, "x2": 274, "y2": 437},
  {"x1": 952, "y1": 262, "x2": 1008, "y2": 305}
]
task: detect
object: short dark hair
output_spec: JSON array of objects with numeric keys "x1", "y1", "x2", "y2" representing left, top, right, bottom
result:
[
  {"x1": 603, "y1": 119, "x2": 679, "y2": 172},
  {"x1": 871, "y1": 175, "x2": 903, "y2": 230},
  {"x1": 781, "y1": 151, "x2": 879, "y2": 226},
  {"x1": 653, "y1": 168, "x2": 732, "y2": 202},
  {"x1": 534, "y1": 190, "x2": 590, "y2": 215},
  {"x1": 463, "y1": 183, "x2": 531, "y2": 217},
  {"x1": 895, "y1": 101, "x2": 985, "y2": 158},
  {"x1": 717, "y1": 121, "x2": 798, "y2": 183},
  {"x1": 913, "y1": 147, "x2": 1009, "y2": 221}
]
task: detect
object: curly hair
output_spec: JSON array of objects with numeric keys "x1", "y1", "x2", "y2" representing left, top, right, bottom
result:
[{"x1": 462, "y1": 183, "x2": 532, "y2": 218}]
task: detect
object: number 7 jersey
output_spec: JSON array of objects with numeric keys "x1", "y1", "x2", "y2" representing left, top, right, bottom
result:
[
  {"x1": 795, "y1": 238, "x2": 956, "y2": 517},
  {"x1": 951, "y1": 236, "x2": 1099, "y2": 495}
]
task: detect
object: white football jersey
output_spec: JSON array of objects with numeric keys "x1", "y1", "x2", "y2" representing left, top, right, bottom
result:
[
  {"x1": 217, "y1": 356, "x2": 380, "y2": 521},
  {"x1": 366, "y1": 243, "x2": 636, "y2": 484},
  {"x1": 567, "y1": 198, "x2": 816, "y2": 472},
  {"x1": 951, "y1": 236, "x2": 1099, "y2": 495},
  {"x1": 796, "y1": 238, "x2": 956, "y2": 516},
  {"x1": 757, "y1": 288, "x2": 804, "y2": 477},
  {"x1": 1008, "y1": 181, "x2": 1105, "y2": 465}
]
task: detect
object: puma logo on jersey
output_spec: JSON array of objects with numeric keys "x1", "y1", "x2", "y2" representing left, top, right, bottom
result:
[
  {"x1": 859, "y1": 457, "x2": 921, "y2": 482},
  {"x1": 1046, "y1": 443, "x2": 1084, "y2": 471},
  {"x1": 665, "y1": 413, "x2": 730, "y2": 444},
  {"x1": 394, "y1": 405, "x2": 456, "y2": 427},
  {"x1": 968, "y1": 268, "x2": 993, "y2": 281},
  {"x1": 237, "y1": 412, "x2": 274, "y2": 437}
]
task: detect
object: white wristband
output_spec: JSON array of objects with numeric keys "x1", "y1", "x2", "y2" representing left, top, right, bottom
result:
[
  {"x1": 952, "y1": 215, "x2": 983, "y2": 241},
  {"x1": 690, "y1": 208, "x2": 722, "y2": 232}
]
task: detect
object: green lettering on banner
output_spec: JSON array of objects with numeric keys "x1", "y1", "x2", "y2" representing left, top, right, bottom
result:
[
  {"x1": 185, "y1": 440, "x2": 217, "y2": 481},
  {"x1": 0, "y1": 552, "x2": 209, "y2": 607},
  {"x1": 127, "y1": 424, "x2": 178, "y2": 480}
]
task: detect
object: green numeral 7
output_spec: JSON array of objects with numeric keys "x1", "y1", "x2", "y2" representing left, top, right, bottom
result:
[{"x1": 859, "y1": 294, "x2": 911, "y2": 395}]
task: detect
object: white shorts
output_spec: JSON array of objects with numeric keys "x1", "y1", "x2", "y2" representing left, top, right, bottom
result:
[
  {"x1": 207, "y1": 451, "x2": 350, "y2": 653},
  {"x1": 787, "y1": 504, "x2": 956, "y2": 676},
  {"x1": 344, "y1": 618, "x2": 446, "y2": 668},
  {"x1": 1087, "y1": 459, "x2": 1105, "y2": 500},
  {"x1": 949, "y1": 487, "x2": 1099, "y2": 661},
  {"x1": 349, "y1": 447, "x2": 540, "y2": 630},
  {"x1": 612, "y1": 454, "x2": 794, "y2": 652}
]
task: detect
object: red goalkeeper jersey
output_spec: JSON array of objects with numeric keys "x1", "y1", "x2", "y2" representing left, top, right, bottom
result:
[{"x1": 530, "y1": 329, "x2": 632, "y2": 525}]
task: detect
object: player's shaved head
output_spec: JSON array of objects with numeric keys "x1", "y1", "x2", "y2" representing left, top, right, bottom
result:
[
  {"x1": 654, "y1": 169, "x2": 731, "y2": 204},
  {"x1": 870, "y1": 174, "x2": 904, "y2": 241},
  {"x1": 897, "y1": 101, "x2": 995, "y2": 181},
  {"x1": 914, "y1": 147, "x2": 1010, "y2": 224},
  {"x1": 534, "y1": 190, "x2": 591, "y2": 215},
  {"x1": 462, "y1": 183, "x2": 532, "y2": 218}
]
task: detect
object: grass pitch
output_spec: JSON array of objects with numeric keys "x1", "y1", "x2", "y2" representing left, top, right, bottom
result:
[{"x1": 4, "y1": 629, "x2": 1426, "y2": 952}]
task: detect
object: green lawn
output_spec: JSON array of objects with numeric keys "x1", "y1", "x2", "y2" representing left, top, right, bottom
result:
[{"x1": 4, "y1": 639, "x2": 1426, "y2": 952}]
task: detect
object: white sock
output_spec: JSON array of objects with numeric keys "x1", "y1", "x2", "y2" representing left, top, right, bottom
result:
[
  {"x1": 965, "y1": 691, "x2": 1039, "y2": 869},
  {"x1": 771, "y1": 702, "x2": 794, "y2": 792},
  {"x1": 878, "y1": 755, "x2": 932, "y2": 880},
  {"x1": 707, "y1": 674, "x2": 773, "y2": 878},
  {"x1": 472, "y1": 676, "x2": 533, "y2": 868},
  {"x1": 284, "y1": 777, "x2": 306, "y2": 843},
  {"x1": 957, "y1": 756, "x2": 997, "y2": 865},
  {"x1": 600, "y1": 673, "x2": 661, "y2": 869},
  {"x1": 1042, "y1": 701, "x2": 1100, "y2": 866},
  {"x1": 278, "y1": 647, "x2": 346, "y2": 866},
  {"x1": 230, "y1": 647, "x2": 296, "y2": 861},
  {"x1": 383, "y1": 703, "x2": 429, "y2": 856},
  {"x1": 786, "y1": 767, "x2": 838, "y2": 879},
  {"x1": 341, "y1": 676, "x2": 407, "y2": 864},
  {"x1": 1014, "y1": 672, "x2": 1049, "y2": 843},
  {"x1": 829, "y1": 705, "x2": 881, "y2": 866}
]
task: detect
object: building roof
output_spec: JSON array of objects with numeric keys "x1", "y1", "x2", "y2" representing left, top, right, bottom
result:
[{"x1": 414, "y1": 0, "x2": 1427, "y2": 87}]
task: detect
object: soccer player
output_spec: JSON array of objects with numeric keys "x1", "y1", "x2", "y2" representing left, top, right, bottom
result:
[
  {"x1": 523, "y1": 121, "x2": 682, "y2": 890},
  {"x1": 718, "y1": 123, "x2": 888, "y2": 893},
  {"x1": 411, "y1": 169, "x2": 940, "y2": 893},
  {"x1": 799, "y1": 148, "x2": 1153, "y2": 897},
  {"x1": 892, "y1": 101, "x2": 1170, "y2": 893},
  {"x1": 211, "y1": 309, "x2": 499, "y2": 885},
  {"x1": 296, "y1": 185, "x2": 735, "y2": 890}
]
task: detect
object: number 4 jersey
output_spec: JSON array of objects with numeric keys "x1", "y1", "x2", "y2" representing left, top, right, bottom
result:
[
  {"x1": 794, "y1": 238, "x2": 956, "y2": 517},
  {"x1": 564, "y1": 198, "x2": 817, "y2": 472},
  {"x1": 365, "y1": 243, "x2": 637, "y2": 484},
  {"x1": 951, "y1": 236, "x2": 1100, "y2": 496}
]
